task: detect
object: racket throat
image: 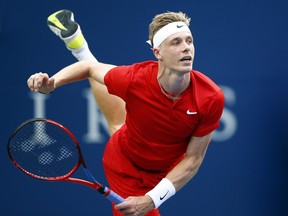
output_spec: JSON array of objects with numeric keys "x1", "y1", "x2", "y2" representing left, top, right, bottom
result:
[
  {"x1": 82, "y1": 168, "x2": 111, "y2": 197},
  {"x1": 98, "y1": 185, "x2": 106, "y2": 194}
]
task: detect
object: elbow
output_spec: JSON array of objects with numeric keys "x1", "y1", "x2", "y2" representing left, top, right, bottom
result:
[
  {"x1": 186, "y1": 155, "x2": 204, "y2": 174},
  {"x1": 83, "y1": 60, "x2": 97, "y2": 78}
]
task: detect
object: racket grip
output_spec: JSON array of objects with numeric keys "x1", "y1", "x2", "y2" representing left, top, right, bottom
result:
[{"x1": 105, "y1": 188, "x2": 125, "y2": 204}]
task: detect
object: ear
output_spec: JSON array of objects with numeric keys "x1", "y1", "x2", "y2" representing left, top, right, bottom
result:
[{"x1": 153, "y1": 48, "x2": 163, "y2": 60}]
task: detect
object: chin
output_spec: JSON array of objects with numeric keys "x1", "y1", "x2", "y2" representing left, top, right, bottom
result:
[
  {"x1": 172, "y1": 64, "x2": 192, "y2": 73},
  {"x1": 181, "y1": 65, "x2": 192, "y2": 72},
  {"x1": 179, "y1": 61, "x2": 192, "y2": 69}
]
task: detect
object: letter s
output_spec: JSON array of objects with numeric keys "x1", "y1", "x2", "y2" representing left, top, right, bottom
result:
[{"x1": 213, "y1": 85, "x2": 237, "y2": 142}]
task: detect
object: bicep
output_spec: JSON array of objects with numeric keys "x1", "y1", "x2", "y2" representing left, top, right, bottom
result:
[{"x1": 90, "y1": 62, "x2": 116, "y2": 85}]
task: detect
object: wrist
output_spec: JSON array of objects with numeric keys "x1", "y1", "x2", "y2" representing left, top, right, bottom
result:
[{"x1": 145, "y1": 178, "x2": 176, "y2": 209}]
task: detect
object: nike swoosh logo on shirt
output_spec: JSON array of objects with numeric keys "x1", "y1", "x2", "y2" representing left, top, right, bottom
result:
[{"x1": 186, "y1": 110, "x2": 197, "y2": 115}]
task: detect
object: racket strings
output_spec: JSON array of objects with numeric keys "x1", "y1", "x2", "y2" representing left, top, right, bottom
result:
[{"x1": 8, "y1": 121, "x2": 80, "y2": 180}]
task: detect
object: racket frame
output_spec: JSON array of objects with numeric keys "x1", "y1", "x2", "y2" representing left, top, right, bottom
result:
[{"x1": 7, "y1": 118, "x2": 124, "y2": 203}]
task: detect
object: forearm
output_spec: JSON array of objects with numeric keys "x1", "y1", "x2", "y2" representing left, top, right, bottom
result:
[
  {"x1": 166, "y1": 133, "x2": 212, "y2": 191},
  {"x1": 52, "y1": 60, "x2": 94, "y2": 88},
  {"x1": 165, "y1": 154, "x2": 203, "y2": 191},
  {"x1": 145, "y1": 154, "x2": 204, "y2": 209}
]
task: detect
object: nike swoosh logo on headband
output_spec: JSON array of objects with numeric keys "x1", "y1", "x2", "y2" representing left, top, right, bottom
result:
[{"x1": 177, "y1": 24, "x2": 184, "y2": 28}]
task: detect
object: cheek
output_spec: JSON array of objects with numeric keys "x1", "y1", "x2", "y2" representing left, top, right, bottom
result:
[{"x1": 166, "y1": 54, "x2": 178, "y2": 65}]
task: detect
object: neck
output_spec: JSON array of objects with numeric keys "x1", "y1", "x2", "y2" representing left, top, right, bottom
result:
[{"x1": 157, "y1": 70, "x2": 190, "y2": 99}]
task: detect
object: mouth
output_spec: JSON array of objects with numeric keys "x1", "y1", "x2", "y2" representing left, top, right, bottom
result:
[{"x1": 179, "y1": 56, "x2": 192, "y2": 63}]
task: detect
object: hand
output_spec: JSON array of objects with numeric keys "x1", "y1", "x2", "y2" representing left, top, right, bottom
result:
[
  {"x1": 27, "y1": 72, "x2": 55, "y2": 94},
  {"x1": 115, "y1": 195, "x2": 154, "y2": 216}
]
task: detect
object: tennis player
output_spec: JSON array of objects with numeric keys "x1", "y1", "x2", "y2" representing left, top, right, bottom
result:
[{"x1": 27, "y1": 10, "x2": 225, "y2": 216}]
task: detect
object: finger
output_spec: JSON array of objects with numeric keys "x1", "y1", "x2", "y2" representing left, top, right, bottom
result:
[
  {"x1": 115, "y1": 204, "x2": 134, "y2": 215},
  {"x1": 114, "y1": 197, "x2": 130, "y2": 210},
  {"x1": 32, "y1": 75, "x2": 41, "y2": 91},
  {"x1": 27, "y1": 76, "x2": 33, "y2": 91},
  {"x1": 27, "y1": 74, "x2": 39, "y2": 92},
  {"x1": 34, "y1": 73, "x2": 49, "y2": 91}
]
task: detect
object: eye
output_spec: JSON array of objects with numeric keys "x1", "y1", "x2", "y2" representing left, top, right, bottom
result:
[
  {"x1": 186, "y1": 38, "x2": 193, "y2": 45},
  {"x1": 171, "y1": 40, "x2": 180, "y2": 46}
]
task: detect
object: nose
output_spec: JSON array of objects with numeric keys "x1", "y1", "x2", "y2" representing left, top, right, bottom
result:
[{"x1": 182, "y1": 41, "x2": 193, "y2": 52}]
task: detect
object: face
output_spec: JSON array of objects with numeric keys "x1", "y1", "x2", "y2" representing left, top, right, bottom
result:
[{"x1": 154, "y1": 31, "x2": 195, "y2": 73}]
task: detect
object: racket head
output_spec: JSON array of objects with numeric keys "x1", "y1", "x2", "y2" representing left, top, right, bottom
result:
[{"x1": 7, "y1": 118, "x2": 82, "y2": 181}]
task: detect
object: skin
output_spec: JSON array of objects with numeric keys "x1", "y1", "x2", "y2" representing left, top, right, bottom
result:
[
  {"x1": 88, "y1": 79, "x2": 126, "y2": 135},
  {"x1": 27, "y1": 31, "x2": 214, "y2": 216}
]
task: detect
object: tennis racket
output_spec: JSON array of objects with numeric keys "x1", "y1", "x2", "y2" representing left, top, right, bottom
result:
[{"x1": 7, "y1": 118, "x2": 125, "y2": 204}]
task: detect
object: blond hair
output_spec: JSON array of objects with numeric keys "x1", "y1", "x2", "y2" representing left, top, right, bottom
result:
[{"x1": 148, "y1": 11, "x2": 191, "y2": 48}]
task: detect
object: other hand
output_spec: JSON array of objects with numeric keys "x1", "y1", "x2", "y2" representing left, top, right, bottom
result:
[{"x1": 27, "y1": 72, "x2": 55, "y2": 94}]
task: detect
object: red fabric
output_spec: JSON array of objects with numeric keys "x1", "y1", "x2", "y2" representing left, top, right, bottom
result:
[
  {"x1": 104, "y1": 61, "x2": 224, "y2": 171},
  {"x1": 103, "y1": 61, "x2": 224, "y2": 215},
  {"x1": 103, "y1": 127, "x2": 161, "y2": 215}
]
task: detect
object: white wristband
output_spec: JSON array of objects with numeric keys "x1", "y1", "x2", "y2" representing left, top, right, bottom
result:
[{"x1": 145, "y1": 178, "x2": 176, "y2": 208}]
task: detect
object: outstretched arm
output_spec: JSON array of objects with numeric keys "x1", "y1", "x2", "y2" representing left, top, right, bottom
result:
[
  {"x1": 27, "y1": 60, "x2": 116, "y2": 93},
  {"x1": 115, "y1": 132, "x2": 213, "y2": 216}
]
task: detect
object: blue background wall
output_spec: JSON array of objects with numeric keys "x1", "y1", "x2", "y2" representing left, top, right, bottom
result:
[{"x1": 1, "y1": 0, "x2": 287, "y2": 215}]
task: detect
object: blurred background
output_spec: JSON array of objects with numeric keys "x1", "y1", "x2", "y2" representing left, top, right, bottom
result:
[{"x1": 1, "y1": 0, "x2": 287, "y2": 215}]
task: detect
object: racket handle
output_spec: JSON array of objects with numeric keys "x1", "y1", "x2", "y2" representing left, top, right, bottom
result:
[{"x1": 104, "y1": 187, "x2": 125, "y2": 204}]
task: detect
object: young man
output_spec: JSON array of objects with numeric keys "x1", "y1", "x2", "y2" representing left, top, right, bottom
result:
[{"x1": 27, "y1": 10, "x2": 224, "y2": 216}]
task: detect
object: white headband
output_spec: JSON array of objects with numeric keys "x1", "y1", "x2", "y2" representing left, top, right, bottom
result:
[{"x1": 146, "y1": 21, "x2": 191, "y2": 48}]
